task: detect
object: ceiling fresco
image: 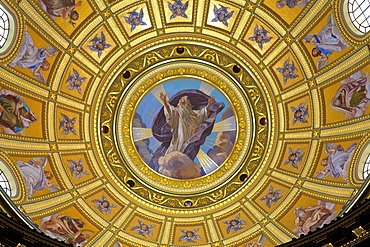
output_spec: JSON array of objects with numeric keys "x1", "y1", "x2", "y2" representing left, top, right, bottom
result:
[{"x1": 0, "y1": 0, "x2": 369, "y2": 246}]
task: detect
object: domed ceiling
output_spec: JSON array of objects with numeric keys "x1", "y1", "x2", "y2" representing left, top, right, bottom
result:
[{"x1": 0, "y1": 0, "x2": 369, "y2": 246}]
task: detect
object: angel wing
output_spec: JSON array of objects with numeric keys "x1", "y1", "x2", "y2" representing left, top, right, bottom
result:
[
  {"x1": 92, "y1": 198, "x2": 103, "y2": 204},
  {"x1": 100, "y1": 32, "x2": 106, "y2": 43},
  {"x1": 183, "y1": 1, "x2": 189, "y2": 11},
  {"x1": 148, "y1": 229, "x2": 153, "y2": 237},
  {"x1": 298, "y1": 102, "x2": 306, "y2": 109},
  {"x1": 139, "y1": 8, "x2": 144, "y2": 19},
  {"x1": 225, "y1": 11, "x2": 234, "y2": 21},
  {"x1": 283, "y1": 58, "x2": 290, "y2": 67},
  {"x1": 211, "y1": 5, "x2": 219, "y2": 22},
  {"x1": 295, "y1": 148, "x2": 304, "y2": 153},
  {"x1": 253, "y1": 24, "x2": 259, "y2": 36}
]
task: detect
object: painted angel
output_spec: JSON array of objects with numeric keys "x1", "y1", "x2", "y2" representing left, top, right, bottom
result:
[
  {"x1": 260, "y1": 186, "x2": 284, "y2": 207},
  {"x1": 248, "y1": 24, "x2": 273, "y2": 50},
  {"x1": 59, "y1": 113, "x2": 77, "y2": 135},
  {"x1": 291, "y1": 102, "x2": 308, "y2": 124},
  {"x1": 87, "y1": 32, "x2": 112, "y2": 58},
  {"x1": 9, "y1": 31, "x2": 57, "y2": 83},
  {"x1": 68, "y1": 159, "x2": 88, "y2": 179},
  {"x1": 304, "y1": 14, "x2": 350, "y2": 70},
  {"x1": 276, "y1": 58, "x2": 299, "y2": 84},
  {"x1": 223, "y1": 214, "x2": 247, "y2": 233},
  {"x1": 168, "y1": 0, "x2": 189, "y2": 19},
  {"x1": 66, "y1": 69, "x2": 87, "y2": 94},
  {"x1": 131, "y1": 220, "x2": 155, "y2": 237},
  {"x1": 283, "y1": 148, "x2": 304, "y2": 168},
  {"x1": 92, "y1": 195, "x2": 117, "y2": 215},
  {"x1": 211, "y1": 4, "x2": 234, "y2": 27},
  {"x1": 124, "y1": 8, "x2": 147, "y2": 31},
  {"x1": 179, "y1": 228, "x2": 201, "y2": 242}
]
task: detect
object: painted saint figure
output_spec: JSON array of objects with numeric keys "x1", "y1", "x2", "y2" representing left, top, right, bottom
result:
[
  {"x1": 304, "y1": 14, "x2": 350, "y2": 70},
  {"x1": 160, "y1": 92, "x2": 214, "y2": 154},
  {"x1": 16, "y1": 157, "x2": 60, "y2": 198},
  {"x1": 292, "y1": 201, "x2": 336, "y2": 235},
  {"x1": 0, "y1": 89, "x2": 37, "y2": 135},
  {"x1": 276, "y1": 0, "x2": 310, "y2": 9},
  {"x1": 330, "y1": 71, "x2": 370, "y2": 120},
  {"x1": 149, "y1": 90, "x2": 224, "y2": 173},
  {"x1": 9, "y1": 31, "x2": 57, "y2": 82},
  {"x1": 38, "y1": 0, "x2": 82, "y2": 26},
  {"x1": 41, "y1": 214, "x2": 92, "y2": 245},
  {"x1": 319, "y1": 142, "x2": 357, "y2": 181}
]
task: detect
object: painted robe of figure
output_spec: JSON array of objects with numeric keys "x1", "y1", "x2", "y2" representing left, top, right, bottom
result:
[
  {"x1": 16, "y1": 158, "x2": 58, "y2": 198},
  {"x1": 149, "y1": 89, "x2": 224, "y2": 171},
  {"x1": 326, "y1": 143, "x2": 357, "y2": 180},
  {"x1": 41, "y1": 214, "x2": 91, "y2": 245},
  {"x1": 9, "y1": 32, "x2": 50, "y2": 70},
  {"x1": 330, "y1": 71, "x2": 370, "y2": 120},
  {"x1": 0, "y1": 92, "x2": 37, "y2": 134},
  {"x1": 164, "y1": 96, "x2": 209, "y2": 154}
]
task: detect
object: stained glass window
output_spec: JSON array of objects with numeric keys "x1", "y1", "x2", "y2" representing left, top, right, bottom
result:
[
  {"x1": 0, "y1": 6, "x2": 9, "y2": 48},
  {"x1": 348, "y1": 0, "x2": 370, "y2": 33},
  {"x1": 363, "y1": 154, "x2": 370, "y2": 179},
  {"x1": 0, "y1": 169, "x2": 11, "y2": 197}
]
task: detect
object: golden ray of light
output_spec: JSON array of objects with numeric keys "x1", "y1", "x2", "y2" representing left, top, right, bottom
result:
[
  {"x1": 199, "y1": 82, "x2": 215, "y2": 95},
  {"x1": 150, "y1": 84, "x2": 167, "y2": 105},
  {"x1": 145, "y1": 111, "x2": 156, "y2": 116},
  {"x1": 205, "y1": 140, "x2": 223, "y2": 148},
  {"x1": 206, "y1": 137, "x2": 217, "y2": 141},
  {"x1": 203, "y1": 143, "x2": 215, "y2": 149},
  {"x1": 212, "y1": 116, "x2": 236, "y2": 132},
  {"x1": 133, "y1": 127, "x2": 153, "y2": 142},
  {"x1": 197, "y1": 149, "x2": 219, "y2": 174},
  {"x1": 149, "y1": 141, "x2": 161, "y2": 150}
]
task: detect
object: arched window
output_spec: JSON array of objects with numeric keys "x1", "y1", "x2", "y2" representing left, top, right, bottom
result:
[
  {"x1": 0, "y1": 159, "x2": 18, "y2": 197},
  {"x1": 0, "y1": 6, "x2": 9, "y2": 48},
  {"x1": 0, "y1": 169, "x2": 11, "y2": 196},
  {"x1": 363, "y1": 154, "x2": 370, "y2": 179},
  {"x1": 0, "y1": 2, "x2": 16, "y2": 55},
  {"x1": 347, "y1": 0, "x2": 370, "y2": 34}
]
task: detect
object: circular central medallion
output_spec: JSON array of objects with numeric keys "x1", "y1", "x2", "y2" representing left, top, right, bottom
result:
[
  {"x1": 133, "y1": 78, "x2": 236, "y2": 179},
  {"x1": 99, "y1": 43, "x2": 271, "y2": 208}
]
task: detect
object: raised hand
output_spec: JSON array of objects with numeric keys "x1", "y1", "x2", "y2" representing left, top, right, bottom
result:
[
  {"x1": 208, "y1": 96, "x2": 215, "y2": 105},
  {"x1": 159, "y1": 92, "x2": 167, "y2": 102}
]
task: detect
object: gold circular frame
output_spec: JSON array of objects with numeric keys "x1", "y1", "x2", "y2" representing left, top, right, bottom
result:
[
  {"x1": 98, "y1": 43, "x2": 271, "y2": 208},
  {"x1": 116, "y1": 60, "x2": 252, "y2": 193}
]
